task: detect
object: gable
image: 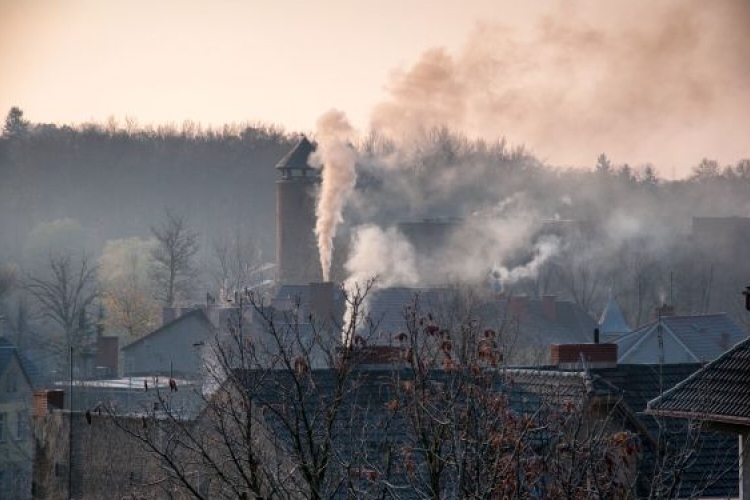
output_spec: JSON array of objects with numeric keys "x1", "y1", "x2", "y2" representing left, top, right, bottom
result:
[{"x1": 123, "y1": 310, "x2": 214, "y2": 352}]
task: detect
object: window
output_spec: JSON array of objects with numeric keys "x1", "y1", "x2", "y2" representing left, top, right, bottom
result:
[{"x1": 16, "y1": 411, "x2": 28, "y2": 440}]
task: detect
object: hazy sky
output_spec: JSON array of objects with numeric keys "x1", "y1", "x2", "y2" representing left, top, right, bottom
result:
[{"x1": 2, "y1": 0, "x2": 749, "y2": 175}]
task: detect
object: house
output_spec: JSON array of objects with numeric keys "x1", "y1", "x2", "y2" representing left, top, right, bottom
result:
[
  {"x1": 123, "y1": 308, "x2": 215, "y2": 377},
  {"x1": 513, "y1": 342, "x2": 738, "y2": 499},
  {"x1": 647, "y1": 335, "x2": 750, "y2": 499},
  {"x1": 614, "y1": 312, "x2": 746, "y2": 364},
  {"x1": 32, "y1": 379, "x2": 205, "y2": 500},
  {"x1": 0, "y1": 337, "x2": 37, "y2": 500},
  {"x1": 271, "y1": 284, "x2": 598, "y2": 365}
]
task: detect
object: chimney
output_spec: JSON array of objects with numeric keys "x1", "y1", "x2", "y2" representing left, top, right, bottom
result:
[
  {"x1": 33, "y1": 389, "x2": 65, "y2": 416},
  {"x1": 542, "y1": 295, "x2": 557, "y2": 323},
  {"x1": 508, "y1": 295, "x2": 529, "y2": 321},
  {"x1": 654, "y1": 304, "x2": 675, "y2": 319},
  {"x1": 309, "y1": 282, "x2": 335, "y2": 325},
  {"x1": 96, "y1": 336, "x2": 119, "y2": 378},
  {"x1": 551, "y1": 343, "x2": 618, "y2": 369},
  {"x1": 162, "y1": 306, "x2": 176, "y2": 326},
  {"x1": 594, "y1": 327, "x2": 600, "y2": 344}
]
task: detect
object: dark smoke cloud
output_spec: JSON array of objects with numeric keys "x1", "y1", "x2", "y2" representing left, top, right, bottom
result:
[{"x1": 371, "y1": 0, "x2": 750, "y2": 175}]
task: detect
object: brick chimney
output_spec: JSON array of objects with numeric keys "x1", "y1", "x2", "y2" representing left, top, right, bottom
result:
[
  {"x1": 541, "y1": 295, "x2": 557, "y2": 323},
  {"x1": 551, "y1": 343, "x2": 618, "y2": 369},
  {"x1": 33, "y1": 389, "x2": 65, "y2": 416}
]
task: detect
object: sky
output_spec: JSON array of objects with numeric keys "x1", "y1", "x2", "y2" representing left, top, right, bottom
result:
[{"x1": 2, "y1": 0, "x2": 749, "y2": 176}]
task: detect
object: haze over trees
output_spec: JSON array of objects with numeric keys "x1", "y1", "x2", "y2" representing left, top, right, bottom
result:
[{"x1": 1, "y1": 107, "x2": 750, "y2": 371}]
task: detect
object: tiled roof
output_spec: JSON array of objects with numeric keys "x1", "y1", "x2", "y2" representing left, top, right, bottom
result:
[
  {"x1": 523, "y1": 363, "x2": 738, "y2": 498},
  {"x1": 647, "y1": 336, "x2": 750, "y2": 425},
  {"x1": 615, "y1": 313, "x2": 746, "y2": 364},
  {"x1": 237, "y1": 361, "x2": 737, "y2": 499},
  {"x1": 274, "y1": 136, "x2": 316, "y2": 170},
  {"x1": 364, "y1": 288, "x2": 596, "y2": 348}
]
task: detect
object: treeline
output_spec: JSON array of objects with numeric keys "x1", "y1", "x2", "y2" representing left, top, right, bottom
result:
[
  {"x1": 0, "y1": 107, "x2": 295, "y2": 264},
  {"x1": 2, "y1": 106, "x2": 750, "y2": 332}
]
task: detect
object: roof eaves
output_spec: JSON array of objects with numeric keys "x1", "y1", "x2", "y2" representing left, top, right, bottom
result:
[
  {"x1": 647, "y1": 336, "x2": 750, "y2": 413},
  {"x1": 645, "y1": 408, "x2": 750, "y2": 427}
]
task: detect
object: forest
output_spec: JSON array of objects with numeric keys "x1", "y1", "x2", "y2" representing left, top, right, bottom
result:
[{"x1": 1, "y1": 105, "x2": 750, "y2": 372}]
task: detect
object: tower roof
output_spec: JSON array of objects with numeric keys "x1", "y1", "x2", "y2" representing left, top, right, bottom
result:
[
  {"x1": 275, "y1": 136, "x2": 316, "y2": 170},
  {"x1": 598, "y1": 296, "x2": 631, "y2": 335}
]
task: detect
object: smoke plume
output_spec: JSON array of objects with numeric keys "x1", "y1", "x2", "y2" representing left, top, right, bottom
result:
[
  {"x1": 345, "y1": 225, "x2": 419, "y2": 289},
  {"x1": 309, "y1": 110, "x2": 358, "y2": 281},
  {"x1": 370, "y1": 0, "x2": 750, "y2": 173},
  {"x1": 491, "y1": 235, "x2": 560, "y2": 286}
]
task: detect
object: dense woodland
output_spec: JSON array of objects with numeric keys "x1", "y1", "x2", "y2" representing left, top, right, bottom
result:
[{"x1": 1, "y1": 106, "x2": 750, "y2": 371}]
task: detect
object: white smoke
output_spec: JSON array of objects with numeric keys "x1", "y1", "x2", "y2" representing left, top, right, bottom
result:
[
  {"x1": 491, "y1": 235, "x2": 560, "y2": 286},
  {"x1": 309, "y1": 110, "x2": 358, "y2": 281},
  {"x1": 345, "y1": 224, "x2": 419, "y2": 288},
  {"x1": 342, "y1": 224, "x2": 419, "y2": 341}
]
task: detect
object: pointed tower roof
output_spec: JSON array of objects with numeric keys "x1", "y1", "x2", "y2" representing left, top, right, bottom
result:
[
  {"x1": 275, "y1": 136, "x2": 317, "y2": 171},
  {"x1": 598, "y1": 295, "x2": 632, "y2": 336}
]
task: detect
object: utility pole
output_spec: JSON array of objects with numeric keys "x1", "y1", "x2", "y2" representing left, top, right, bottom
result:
[{"x1": 68, "y1": 345, "x2": 73, "y2": 500}]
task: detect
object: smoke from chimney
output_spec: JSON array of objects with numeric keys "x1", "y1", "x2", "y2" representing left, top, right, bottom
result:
[
  {"x1": 369, "y1": 0, "x2": 750, "y2": 173},
  {"x1": 310, "y1": 110, "x2": 358, "y2": 281}
]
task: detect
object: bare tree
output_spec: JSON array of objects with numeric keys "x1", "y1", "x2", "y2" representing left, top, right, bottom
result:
[
  {"x1": 25, "y1": 254, "x2": 98, "y2": 355},
  {"x1": 0, "y1": 263, "x2": 18, "y2": 302},
  {"x1": 149, "y1": 210, "x2": 200, "y2": 307},
  {"x1": 103, "y1": 281, "x2": 377, "y2": 500},
  {"x1": 84, "y1": 277, "x2": 740, "y2": 500},
  {"x1": 210, "y1": 231, "x2": 263, "y2": 295}
]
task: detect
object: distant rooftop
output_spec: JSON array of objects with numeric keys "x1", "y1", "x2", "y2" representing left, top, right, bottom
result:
[{"x1": 275, "y1": 136, "x2": 317, "y2": 171}]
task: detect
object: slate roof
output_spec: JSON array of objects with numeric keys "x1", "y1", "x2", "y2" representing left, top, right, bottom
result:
[
  {"x1": 274, "y1": 136, "x2": 317, "y2": 171},
  {"x1": 598, "y1": 296, "x2": 632, "y2": 336},
  {"x1": 123, "y1": 308, "x2": 214, "y2": 351},
  {"x1": 647, "y1": 336, "x2": 750, "y2": 426},
  {"x1": 244, "y1": 367, "x2": 552, "y2": 499},
  {"x1": 516, "y1": 363, "x2": 738, "y2": 498},
  {"x1": 615, "y1": 313, "x2": 746, "y2": 364},
  {"x1": 362, "y1": 288, "x2": 596, "y2": 348}
]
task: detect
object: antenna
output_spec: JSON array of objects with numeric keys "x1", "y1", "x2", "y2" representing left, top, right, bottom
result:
[{"x1": 669, "y1": 271, "x2": 674, "y2": 308}]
